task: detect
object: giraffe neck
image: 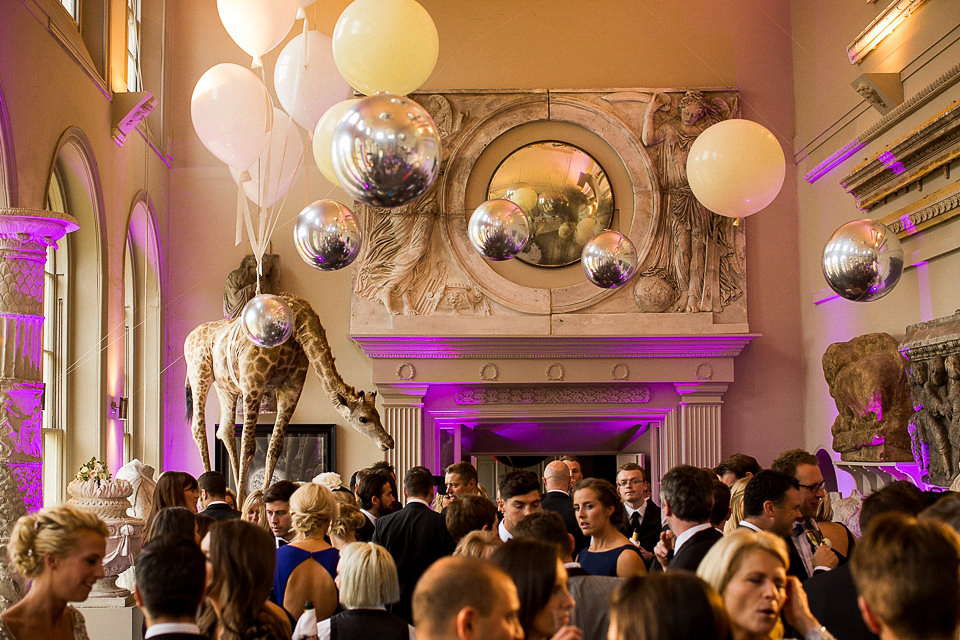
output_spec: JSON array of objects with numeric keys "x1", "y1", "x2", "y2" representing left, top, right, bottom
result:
[{"x1": 282, "y1": 294, "x2": 354, "y2": 400}]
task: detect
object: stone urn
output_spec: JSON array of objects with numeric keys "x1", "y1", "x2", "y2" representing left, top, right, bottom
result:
[{"x1": 67, "y1": 478, "x2": 144, "y2": 597}]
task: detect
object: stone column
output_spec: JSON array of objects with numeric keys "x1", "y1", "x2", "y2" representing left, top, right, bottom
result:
[
  {"x1": 0, "y1": 208, "x2": 78, "y2": 609},
  {"x1": 672, "y1": 382, "x2": 729, "y2": 469},
  {"x1": 378, "y1": 384, "x2": 428, "y2": 485}
]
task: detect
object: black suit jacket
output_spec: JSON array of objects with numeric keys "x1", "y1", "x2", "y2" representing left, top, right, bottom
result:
[
  {"x1": 541, "y1": 490, "x2": 588, "y2": 555},
  {"x1": 616, "y1": 499, "x2": 661, "y2": 553},
  {"x1": 356, "y1": 513, "x2": 376, "y2": 542},
  {"x1": 668, "y1": 526, "x2": 723, "y2": 572},
  {"x1": 372, "y1": 501, "x2": 455, "y2": 624},
  {"x1": 200, "y1": 502, "x2": 240, "y2": 521},
  {"x1": 804, "y1": 563, "x2": 877, "y2": 640}
]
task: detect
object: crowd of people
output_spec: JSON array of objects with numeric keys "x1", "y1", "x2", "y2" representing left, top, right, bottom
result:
[{"x1": 3, "y1": 449, "x2": 960, "y2": 640}]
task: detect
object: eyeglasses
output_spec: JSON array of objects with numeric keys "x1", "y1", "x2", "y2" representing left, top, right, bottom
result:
[
  {"x1": 616, "y1": 479, "x2": 646, "y2": 487},
  {"x1": 798, "y1": 481, "x2": 825, "y2": 492}
]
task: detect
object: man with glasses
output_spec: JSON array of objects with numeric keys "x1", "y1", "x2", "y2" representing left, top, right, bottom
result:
[
  {"x1": 771, "y1": 449, "x2": 842, "y2": 581},
  {"x1": 615, "y1": 462, "x2": 661, "y2": 560}
]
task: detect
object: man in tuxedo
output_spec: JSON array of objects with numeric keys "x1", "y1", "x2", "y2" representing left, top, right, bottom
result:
[
  {"x1": 497, "y1": 470, "x2": 542, "y2": 542},
  {"x1": 616, "y1": 462, "x2": 660, "y2": 561},
  {"x1": 445, "y1": 461, "x2": 481, "y2": 502},
  {"x1": 197, "y1": 471, "x2": 240, "y2": 521},
  {"x1": 515, "y1": 511, "x2": 620, "y2": 640},
  {"x1": 560, "y1": 456, "x2": 583, "y2": 492},
  {"x1": 771, "y1": 449, "x2": 840, "y2": 581},
  {"x1": 135, "y1": 536, "x2": 206, "y2": 640},
  {"x1": 356, "y1": 468, "x2": 396, "y2": 542},
  {"x1": 373, "y1": 465, "x2": 455, "y2": 624},
  {"x1": 264, "y1": 480, "x2": 297, "y2": 548},
  {"x1": 540, "y1": 460, "x2": 588, "y2": 555},
  {"x1": 738, "y1": 469, "x2": 801, "y2": 536},
  {"x1": 413, "y1": 557, "x2": 524, "y2": 640},
  {"x1": 653, "y1": 464, "x2": 722, "y2": 572},
  {"x1": 715, "y1": 452, "x2": 761, "y2": 487}
]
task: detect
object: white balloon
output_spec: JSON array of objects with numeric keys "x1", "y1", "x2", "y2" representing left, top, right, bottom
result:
[
  {"x1": 686, "y1": 119, "x2": 786, "y2": 218},
  {"x1": 217, "y1": 0, "x2": 298, "y2": 66},
  {"x1": 311, "y1": 98, "x2": 361, "y2": 187},
  {"x1": 191, "y1": 63, "x2": 272, "y2": 170},
  {"x1": 230, "y1": 108, "x2": 305, "y2": 208},
  {"x1": 274, "y1": 31, "x2": 352, "y2": 132}
]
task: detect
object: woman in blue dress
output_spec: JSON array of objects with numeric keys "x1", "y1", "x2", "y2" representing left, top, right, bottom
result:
[
  {"x1": 273, "y1": 483, "x2": 340, "y2": 621},
  {"x1": 574, "y1": 478, "x2": 647, "y2": 578}
]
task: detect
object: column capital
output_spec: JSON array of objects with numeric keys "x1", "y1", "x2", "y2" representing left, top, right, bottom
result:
[
  {"x1": 674, "y1": 381, "x2": 730, "y2": 403},
  {"x1": 0, "y1": 208, "x2": 79, "y2": 247},
  {"x1": 375, "y1": 383, "x2": 430, "y2": 405}
]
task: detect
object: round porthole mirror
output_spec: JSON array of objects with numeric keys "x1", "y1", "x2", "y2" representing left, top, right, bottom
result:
[{"x1": 487, "y1": 141, "x2": 615, "y2": 268}]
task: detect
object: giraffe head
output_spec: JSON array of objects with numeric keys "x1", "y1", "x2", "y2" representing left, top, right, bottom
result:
[{"x1": 336, "y1": 390, "x2": 394, "y2": 451}]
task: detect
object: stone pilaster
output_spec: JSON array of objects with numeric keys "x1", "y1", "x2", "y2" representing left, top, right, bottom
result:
[
  {"x1": 0, "y1": 208, "x2": 77, "y2": 609},
  {"x1": 673, "y1": 382, "x2": 728, "y2": 469},
  {"x1": 378, "y1": 384, "x2": 429, "y2": 485}
]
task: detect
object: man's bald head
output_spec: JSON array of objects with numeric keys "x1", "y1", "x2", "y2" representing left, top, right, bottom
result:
[
  {"x1": 542, "y1": 460, "x2": 571, "y2": 493},
  {"x1": 413, "y1": 556, "x2": 522, "y2": 640}
]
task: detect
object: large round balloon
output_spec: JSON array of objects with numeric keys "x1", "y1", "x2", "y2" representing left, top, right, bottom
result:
[
  {"x1": 293, "y1": 199, "x2": 362, "y2": 270},
  {"x1": 822, "y1": 219, "x2": 903, "y2": 302},
  {"x1": 332, "y1": 0, "x2": 439, "y2": 96},
  {"x1": 217, "y1": 0, "x2": 298, "y2": 66},
  {"x1": 467, "y1": 199, "x2": 531, "y2": 261},
  {"x1": 582, "y1": 231, "x2": 639, "y2": 289},
  {"x1": 331, "y1": 93, "x2": 441, "y2": 208},
  {"x1": 274, "y1": 31, "x2": 352, "y2": 132},
  {"x1": 241, "y1": 293, "x2": 294, "y2": 347},
  {"x1": 191, "y1": 64, "x2": 273, "y2": 170},
  {"x1": 686, "y1": 119, "x2": 786, "y2": 218},
  {"x1": 311, "y1": 98, "x2": 362, "y2": 188},
  {"x1": 229, "y1": 108, "x2": 305, "y2": 208}
]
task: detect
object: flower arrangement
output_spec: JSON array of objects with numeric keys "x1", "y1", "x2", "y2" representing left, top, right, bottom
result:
[{"x1": 76, "y1": 457, "x2": 111, "y2": 485}]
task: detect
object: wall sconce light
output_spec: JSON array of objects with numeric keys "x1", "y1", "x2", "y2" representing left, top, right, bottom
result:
[
  {"x1": 847, "y1": 0, "x2": 929, "y2": 64},
  {"x1": 109, "y1": 396, "x2": 129, "y2": 421}
]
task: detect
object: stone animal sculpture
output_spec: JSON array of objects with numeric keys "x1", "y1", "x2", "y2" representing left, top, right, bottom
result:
[{"x1": 185, "y1": 292, "x2": 393, "y2": 504}]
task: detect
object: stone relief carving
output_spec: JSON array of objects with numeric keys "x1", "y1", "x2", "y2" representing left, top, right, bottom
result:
[
  {"x1": 900, "y1": 310, "x2": 960, "y2": 486},
  {"x1": 822, "y1": 332, "x2": 913, "y2": 463},
  {"x1": 456, "y1": 384, "x2": 651, "y2": 405}
]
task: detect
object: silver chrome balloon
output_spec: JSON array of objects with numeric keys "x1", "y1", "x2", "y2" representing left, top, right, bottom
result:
[
  {"x1": 582, "y1": 230, "x2": 639, "y2": 289},
  {"x1": 467, "y1": 199, "x2": 531, "y2": 261},
  {"x1": 330, "y1": 93, "x2": 441, "y2": 208},
  {"x1": 241, "y1": 294, "x2": 294, "y2": 347},
  {"x1": 822, "y1": 219, "x2": 903, "y2": 302},
  {"x1": 294, "y1": 199, "x2": 362, "y2": 271}
]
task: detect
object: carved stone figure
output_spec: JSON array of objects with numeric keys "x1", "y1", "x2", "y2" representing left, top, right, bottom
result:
[
  {"x1": 185, "y1": 292, "x2": 393, "y2": 505},
  {"x1": 115, "y1": 458, "x2": 156, "y2": 519},
  {"x1": 822, "y1": 332, "x2": 913, "y2": 462},
  {"x1": 640, "y1": 90, "x2": 742, "y2": 313},
  {"x1": 222, "y1": 253, "x2": 281, "y2": 319}
]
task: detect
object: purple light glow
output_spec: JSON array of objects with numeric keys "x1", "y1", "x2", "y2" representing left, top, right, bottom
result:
[
  {"x1": 899, "y1": 214, "x2": 917, "y2": 235},
  {"x1": 805, "y1": 140, "x2": 866, "y2": 183},
  {"x1": 877, "y1": 151, "x2": 906, "y2": 175}
]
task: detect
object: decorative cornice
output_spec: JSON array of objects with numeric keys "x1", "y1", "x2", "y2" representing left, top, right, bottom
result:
[
  {"x1": 456, "y1": 384, "x2": 651, "y2": 405},
  {"x1": 351, "y1": 335, "x2": 758, "y2": 360},
  {"x1": 899, "y1": 309, "x2": 960, "y2": 360},
  {"x1": 840, "y1": 99, "x2": 960, "y2": 210},
  {"x1": 805, "y1": 62, "x2": 960, "y2": 184},
  {"x1": 882, "y1": 180, "x2": 960, "y2": 237}
]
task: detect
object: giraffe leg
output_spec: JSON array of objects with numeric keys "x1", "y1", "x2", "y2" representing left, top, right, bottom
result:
[
  {"x1": 237, "y1": 390, "x2": 262, "y2": 506},
  {"x1": 186, "y1": 359, "x2": 214, "y2": 471},
  {"x1": 214, "y1": 386, "x2": 241, "y2": 494},
  {"x1": 262, "y1": 369, "x2": 307, "y2": 494}
]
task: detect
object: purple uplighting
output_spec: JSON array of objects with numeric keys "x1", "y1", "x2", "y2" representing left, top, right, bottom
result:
[
  {"x1": 805, "y1": 139, "x2": 866, "y2": 183},
  {"x1": 877, "y1": 150, "x2": 906, "y2": 175}
]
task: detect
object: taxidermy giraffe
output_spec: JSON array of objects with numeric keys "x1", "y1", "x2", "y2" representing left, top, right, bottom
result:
[{"x1": 184, "y1": 292, "x2": 394, "y2": 504}]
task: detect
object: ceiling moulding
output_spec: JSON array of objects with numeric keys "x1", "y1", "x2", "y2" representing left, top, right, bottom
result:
[
  {"x1": 881, "y1": 179, "x2": 960, "y2": 239},
  {"x1": 846, "y1": 0, "x2": 930, "y2": 65},
  {"x1": 840, "y1": 99, "x2": 960, "y2": 210},
  {"x1": 804, "y1": 62, "x2": 960, "y2": 184}
]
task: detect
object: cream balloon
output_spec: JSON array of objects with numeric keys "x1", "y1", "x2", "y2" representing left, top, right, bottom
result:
[
  {"x1": 332, "y1": 0, "x2": 439, "y2": 96},
  {"x1": 230, "y1": 108, "x2": 305, "y2": 208},
  {"x1": 191, "y1": 63, "x2": 272, "y2": 170},
  {"x1": 311, "y1": 98, "x2": 361, "y2": 187},
  {"x1": 274, "y1": 30, "x2": 351, "y2": 132},
  {"x1": 686, "y1": 119, "x2": 786, "y2": 217},
  {"x1": 217, "y1": 0, "x2": 298, "y2": 67}
]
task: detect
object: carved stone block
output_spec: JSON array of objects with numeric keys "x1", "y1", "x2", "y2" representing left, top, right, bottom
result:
[{"x1": 822, "y1": 332, "x2": 913, "y2": 462}]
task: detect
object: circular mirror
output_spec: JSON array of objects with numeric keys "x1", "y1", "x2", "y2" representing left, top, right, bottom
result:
[{"x1": 487, "y1": 141, "x2": 615, "y2": 267}]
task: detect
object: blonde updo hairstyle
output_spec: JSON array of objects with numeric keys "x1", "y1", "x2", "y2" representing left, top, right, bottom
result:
[
  {"x1": 8, "y1": 504, "x2": 109, "y2": 578},
  {"x1": 289, "y1": 482, "x2": 338, "y2": 538},
  {"x1": 329, "y1": 503, "x2": 367, "y2": 539}
]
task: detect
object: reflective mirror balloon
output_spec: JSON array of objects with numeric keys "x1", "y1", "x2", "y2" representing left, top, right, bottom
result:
[
  {"x1": 241, "y1": 293, "x2": 294, "y2": 347},
  {"x1": 331, "y1": 93, "x2": 441, "y2": 208},
  {"x1": 582, "y1": 231, "x2": 638, "y2": 289},
  {"x1": 467, "y1": 199, "x2": 531, "y2": 261},
  {"x1": 822, "y1": 219, "x2": 903, "y2": 302},
  {"x1": 294, "y1": 200, "x2": 362, "y2": 271}
]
